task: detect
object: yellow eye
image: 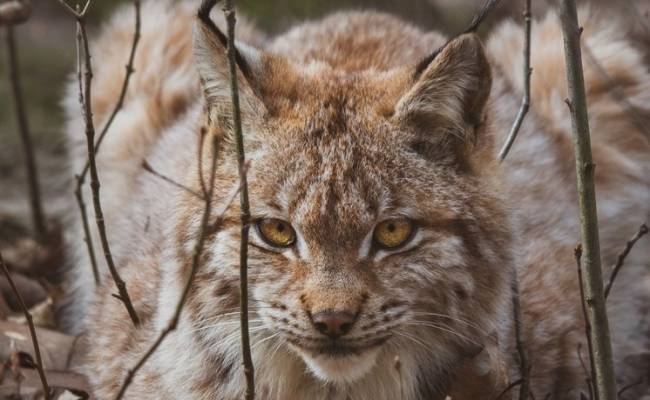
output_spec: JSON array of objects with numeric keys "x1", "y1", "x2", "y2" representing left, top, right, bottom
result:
[
  {"x1": 373, "y1": 218, "x2": 414, "y2": 249},
  {"x1": 257, "y1": 218, "x2": 296, "y2": 248}
]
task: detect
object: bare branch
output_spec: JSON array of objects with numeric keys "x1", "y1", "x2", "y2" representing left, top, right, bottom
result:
[
  {"x1": 222, "y1": 1, "x2": 255, "y2": 397},
  {"x1": 74, "y1": 175, "x2": 100, "y2": 286},
  {"x1": 617, "y1": 378, "x2": 644, "y2": 398},
  {"x1": 5, "y1": 23, "x2": 47, "y2": 239},
  {"x1": 77, "y1": 0, "x2": 141, "y2": 182},
  {"x1": 53, "y1": 0, "x2": 79, "y2": 18},
  {"x1": 575, "y1": 246, "x2": 597, "y2": 399},
  {"x1": 0, "y1": 252, "x2": 51, "y2": 399},
  {"x1": 604, "y1": 223, "x2": 648, "y2": 300},
  {"x1": 511, "y1": 273, "x2": 529, "y2": 400},
  {"x1": 494, "y1": 378, "x2": 523, "y2": 400},
  {"x1": 142, "y1": 160, "x2": 204, "y2": 200},
  {"x1": 115, "y1": 134, "x2": 225, "y2": 400},
  {"x1": 75, "y1": 8, "x2": 140, "y2": 326},
  {"x1": 197, "y1": 127, "x2": 209, "y2": 198},
  {"x1": 577, "y1": 344, "x2": 595, "y2": 400},
  {"x1": 498, "y1": 0, "x2": 532, "y2": 161},
  {"x1": 54, "y1": 0, "x2": 90, "y2": 19},
  {"x1": 63, "y1": 0, "x2": 140, "y2": 287},
  {"x1": 560, "y1": 1, "x2": 618, "y2": 398}
]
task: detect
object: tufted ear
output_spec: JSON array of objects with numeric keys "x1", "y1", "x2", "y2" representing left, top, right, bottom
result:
[
  {"x1": 394, "y1": 33, "x2": 492, "y2": 162},
  {"x1": 193, "y1": 12, "x2": 267, "y2": 136}
]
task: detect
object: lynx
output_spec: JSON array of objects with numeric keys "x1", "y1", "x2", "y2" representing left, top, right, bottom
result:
[{"x1": 63, "y1": 1, "x2": 650, "y2": 399}]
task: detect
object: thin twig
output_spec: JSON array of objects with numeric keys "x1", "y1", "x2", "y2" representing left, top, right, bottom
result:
[
  {"x1": 71, "y1": 18, "x2": 100, "y2": 286},
  {"x1": 577, "y1": 344, "x2": 595, "y2": 399},
  {"x1": 604, "y1": 223, "x2": 648, "y2": 300},
  {"x1": 197, "y1": 127, "x2": 208, "y2": 198},
  {"x1": 511, "y1": 272, "x2": 530, "y2": 400},
  {"x1": 5, "y1": 24, "x2": 47, "y2": 238},
  {"x1": 499, "y1": 0, "x2": 532, "y2": 161},
  {"x1": 115, "y1": 134, "x2": 223, "y2": 400},
  {"x1": 74, "y1": 176, "x2": 100, "y2": 285},
  {"x1": 575, "y1": 246, "x2": 597, "y2": 400},
  {"x1": 142, "y1": 160, "x2": 205, "y2": 200},
  {"x1": 58, "y1": 0, "x2": 141, "y2": 286},
  {"x1": 54, "y1": 0, "x2": 83, "y2": 18},
  {"x1": 560, "y1": 2, "x2": 617, "y2": 398},
  {"x1": 222, "y1": 1, "x2": 255, "y2": 397},
  {"x1": 617, "y1": 378, "x2": 644, "y2": 398},
  {"x1": 57, "y1": 0, "x2": 141, "y2": 286},
  {"x1": 75, "y1": 8, "x2": 140, "y2": 326},
  {"x1": 0, "y1": 253, "x2": 51, "y2": 399},
  {"x1": 77, "y1": 0, "x2": 141, "y2": 181},
  {"x1": 494, "y1": 379, "x2": 523, "y2": 400}
]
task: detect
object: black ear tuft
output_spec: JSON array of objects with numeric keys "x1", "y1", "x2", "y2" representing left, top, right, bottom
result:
[
  {"x1": 197, "y1": 0, "x2": 251, "y2": 79},
  {"x1": 415, "y1": 0, "x2": 502, "y2": 78}
]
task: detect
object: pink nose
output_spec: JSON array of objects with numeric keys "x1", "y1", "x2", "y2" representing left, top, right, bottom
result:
[{"x1": 311, "y1": 310, "x2": 356, "y2": 338}]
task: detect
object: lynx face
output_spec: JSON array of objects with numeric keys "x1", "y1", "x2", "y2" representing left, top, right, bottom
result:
[{"x1": 185, "y1": 21, "x2": 513, "y2": 386}]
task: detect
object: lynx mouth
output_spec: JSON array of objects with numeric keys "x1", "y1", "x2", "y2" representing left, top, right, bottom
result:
[{"x1": 288, "y1": 337, "x2": 390, "y2": 383}]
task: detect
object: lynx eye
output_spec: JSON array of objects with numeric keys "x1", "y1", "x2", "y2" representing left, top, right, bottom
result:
[
  {"x1": 373, "y1": 218, "x2": 414, "y2": 249},
  {"x1": 257, "y1": 218, "x2": 296, "y2": 248}
]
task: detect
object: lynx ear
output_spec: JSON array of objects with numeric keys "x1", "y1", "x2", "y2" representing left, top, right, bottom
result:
[
  {"x1": 193, "y1": 15, "x2": 266, "y2": 132},
  {"x1": 394, "y1": 33, "x2": 492, "y2": 159}
]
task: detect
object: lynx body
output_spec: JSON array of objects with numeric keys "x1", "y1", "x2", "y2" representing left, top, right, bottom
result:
[{"x1": 63, "y1": 1, "x2": 650, "y2": 398}]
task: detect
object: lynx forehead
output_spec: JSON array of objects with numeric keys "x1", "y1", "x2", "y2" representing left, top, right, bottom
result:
[{"x1": 64, "y1": 1, "x2": 650, "y2": 399}]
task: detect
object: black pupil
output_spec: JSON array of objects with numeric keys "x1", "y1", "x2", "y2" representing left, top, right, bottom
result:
[
  {"x1": 387, "y1": 223, "x2": 396, "y2": 233},
  {"x1": 276, "y1": 223, "x2": 285, "y2": 233}
]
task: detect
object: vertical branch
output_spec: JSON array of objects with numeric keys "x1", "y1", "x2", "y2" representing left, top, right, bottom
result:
[
  {"x1": 498, "y1": 0, "x2": 532, "y2": 161},
  {"x1": 74, "y1": 176, "x2": 100, "y2": 285},
  {"x1": 4, "y1": 19, "x2": 47, "y2": 238},
  {"x1": 73, "y1": 25, "x2": 100, "y2": 286},
  {"x1": 78, "y1": 0, "x2": 141, "y2": 179},
  {"x1": 560, "y1": 2, "x2": 617, "y2": 399},
  {"x1": 0, "y1": 252, "x2": 51, "y2": 399},
  {"x1": 575, "y1": 246, "x2": 597, "y2": 399},
  {"x1": 69, "y1": 0, "x2": 141, "y2": 286},
  {"x1": 74, "y1": 3, "x2": 140, "y2": 326},
  {"x1": 511, "y1": 273, "x2": 529, "y2": 400},
  {"x1": 223, "y1": 0, "x2": 255, "y2": 398}
]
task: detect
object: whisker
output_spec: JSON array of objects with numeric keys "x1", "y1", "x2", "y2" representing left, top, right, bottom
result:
[
  {"x1": 190, "y1": 323, "x2": 266, "y2": 335},
  {"x1": 392, "y1": 330, "x2": 432, "y2": 352},
  {"x1": 404, "y1": 321, "x2": 481, "y2": 347},
  {"x1": 218, "y1": 327, "x2": 269, "y2": 347},
  {"x1": 408, "y1": 311, "x2": 487, "y2": 333},
  {"x1": 268, "y1": 337, "x2": 286, "y2": 361},
  {"x1": 197, "y1": 306, "x2": 275, "y2": 322},
  {"x1": 251, "y1": 332, "x2": 281, "y2": 351}
]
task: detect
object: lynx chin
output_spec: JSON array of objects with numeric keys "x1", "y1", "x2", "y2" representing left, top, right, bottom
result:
[{"x1": 63, "y1": 1, "x2": 650, "y2": 399}]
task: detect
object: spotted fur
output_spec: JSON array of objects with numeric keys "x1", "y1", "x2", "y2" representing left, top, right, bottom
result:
[{"x1": 63, "y1": 1, "x2": 650, "y2": 399}]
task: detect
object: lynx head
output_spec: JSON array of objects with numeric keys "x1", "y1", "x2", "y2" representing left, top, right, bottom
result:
[{"x1": 178, "y1": 12, "x2": 513, "y2": 391}]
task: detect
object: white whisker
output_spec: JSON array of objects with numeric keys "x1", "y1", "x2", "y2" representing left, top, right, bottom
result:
[{"x1": 405, "y1": 321, "x2": 481, "y2": 347}]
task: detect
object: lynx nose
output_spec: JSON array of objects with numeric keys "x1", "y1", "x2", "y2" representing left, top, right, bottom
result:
[{"x1": 311, "y1": 310, "x2": 356, "y2": 338}]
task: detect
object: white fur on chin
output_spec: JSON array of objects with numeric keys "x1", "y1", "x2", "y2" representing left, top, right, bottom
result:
[{"x1": 299, "y1": 346, "x2": 382, "y2": 384}]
